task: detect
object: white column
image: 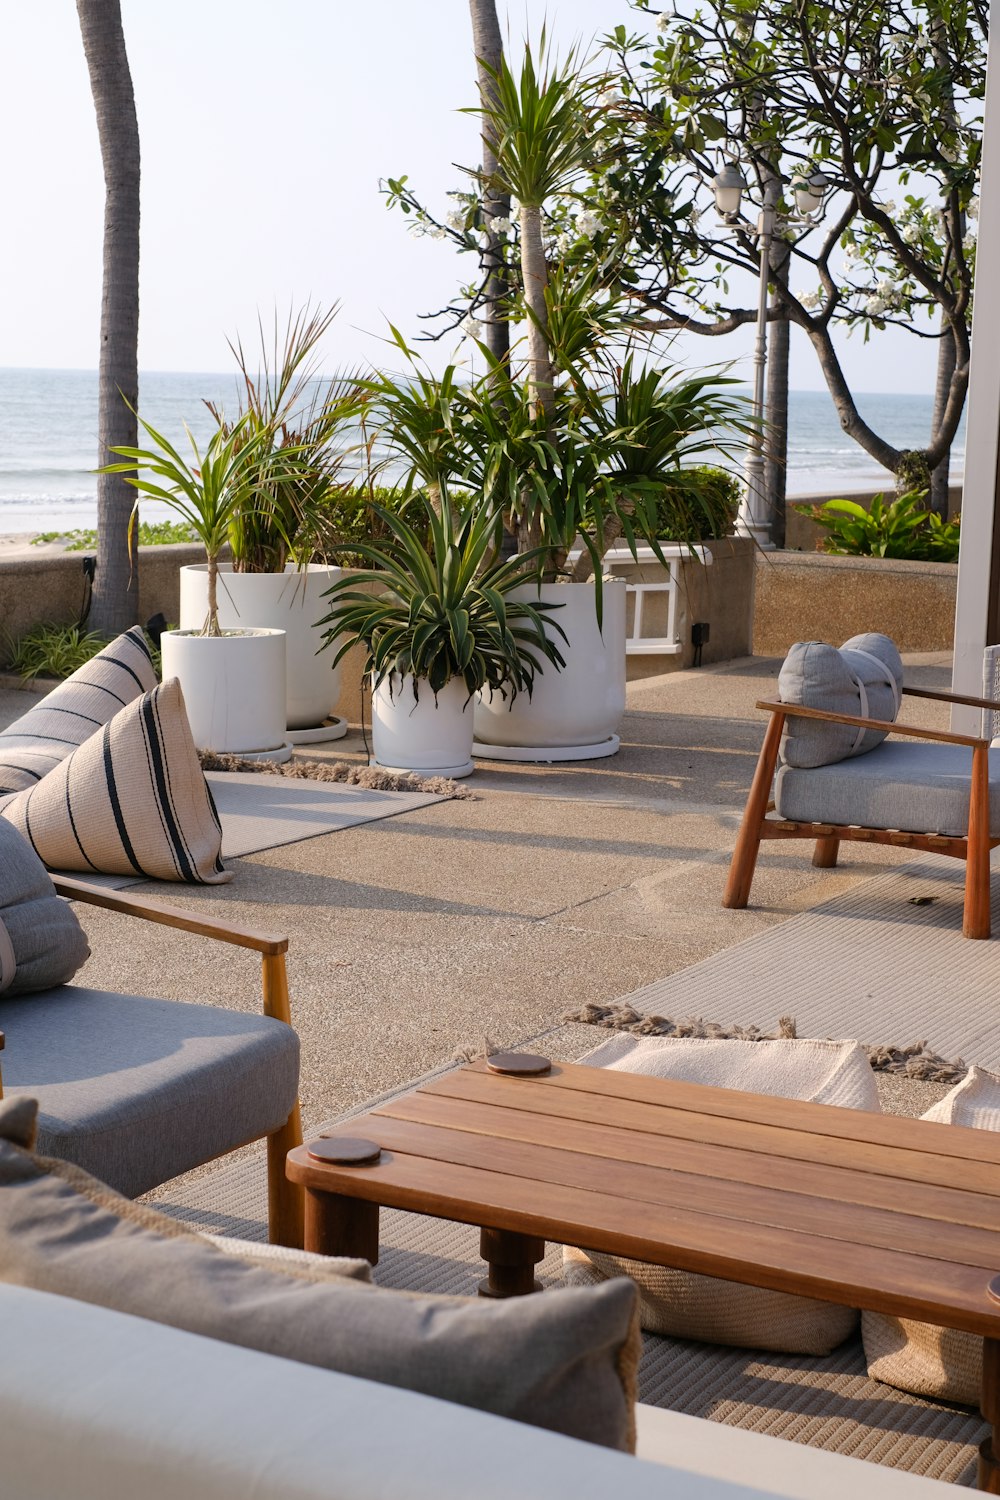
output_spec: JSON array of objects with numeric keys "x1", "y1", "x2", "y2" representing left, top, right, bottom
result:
[{"x1": 951, "y1": 30, "x2": 1000, "y2": 730}]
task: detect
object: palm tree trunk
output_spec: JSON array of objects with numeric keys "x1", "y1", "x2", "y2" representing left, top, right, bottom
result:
[
  {"x1": 76, "y1": 0, "x2": 140, "y2": 636},
  {"x1": 765, "y1": 243, "x2": 790, "y2": 549},
  {"x1": 469, "y1": 0, "x2": 510, "y2": 371},
  {"x1": 518, "y1": 203, "x2": 552, "y2": 555},
  {"x1": 929, "y1": 312, "x2": 957, "y2": 519}
]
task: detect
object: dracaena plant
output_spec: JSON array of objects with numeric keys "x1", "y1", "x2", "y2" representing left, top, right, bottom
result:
[
  {"x1": 317, "y1": 487, "x2": 566, "y2": 702},
  {"x1": 103, "y1": 410, "x2": 296, "y2": 636}
]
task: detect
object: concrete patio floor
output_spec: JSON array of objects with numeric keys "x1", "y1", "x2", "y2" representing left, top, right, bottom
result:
[{"x1": 0, "y1": 651, "x2": 956, "y2": 1133}]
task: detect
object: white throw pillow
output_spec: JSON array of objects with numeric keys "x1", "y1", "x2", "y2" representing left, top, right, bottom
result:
[
  {"x1": 563, "y1": 1035, "x2": 878, "y2": 1355},
  {"x1": 862, "y1": 1066, "x2": 999, "y2": 1406}
]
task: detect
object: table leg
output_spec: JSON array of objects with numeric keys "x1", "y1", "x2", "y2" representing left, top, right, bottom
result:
[
  {"x1": 478, "y1": 1227, "x2": 545, "y2": 1298},
  {"x1": 304, "y1": 1187, "x2": 379, "y2": 1265},
  {"x1": 979, "y1": 1337, "x2": 1000, "y2": 1492}
]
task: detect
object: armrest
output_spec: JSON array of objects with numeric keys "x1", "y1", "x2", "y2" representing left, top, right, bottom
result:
[
  {"x1": 51, "y1": 877, "x2": 288, "y2": 957},
  {"x1": 904, "y1": 685, "x2": 1000, "y2": 714},
  {"x1": 755, "y1": 700, "x2": 986, "y2": 749}
]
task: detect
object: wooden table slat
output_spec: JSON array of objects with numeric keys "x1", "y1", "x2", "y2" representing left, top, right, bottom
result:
[
  {"x1": 286, "y1": 1140, "x2": 1000, "y2": 1335},
  {"x1": 422, "y1": 1068, "x2": 1000, "y2": 1196},
  {"x1": 439, "y1": 1061, "x2": 1000, "y2": 1167},
  {"x1": 378, "y1": 1090, "x2": 1000, "y2": 1235},
  {"x1": 358, "y1": 1112, "x2": 1000, "y2": 1270}
]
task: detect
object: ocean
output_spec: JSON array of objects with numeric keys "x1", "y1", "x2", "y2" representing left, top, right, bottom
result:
[{"x1": 0, "y1": 367, "x2": 966, "y2": 536}]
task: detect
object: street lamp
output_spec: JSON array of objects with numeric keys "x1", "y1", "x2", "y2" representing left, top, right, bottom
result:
[{"x1": 712, "y1": 159, "x2": 830, "y2": 546}]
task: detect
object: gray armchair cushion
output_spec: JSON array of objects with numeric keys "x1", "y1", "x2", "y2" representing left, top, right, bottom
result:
[
  {"x1": 779, "y1": 633, "x2": 904, "y2": 769},
  {"x1": 0, "y1": 986, "x2": 300, "y2": 1197},
  {"x1": 0, "y1": 822, "x2": 89, "y2": 997},
  {"x1": 775, "y1": 740, "x2": 1000, "y2": 838}
]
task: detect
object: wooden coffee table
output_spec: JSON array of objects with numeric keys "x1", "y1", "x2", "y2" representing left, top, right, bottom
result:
[{"x1": 287, "y1": 1055, "x2": 1000, "y2": 1491}]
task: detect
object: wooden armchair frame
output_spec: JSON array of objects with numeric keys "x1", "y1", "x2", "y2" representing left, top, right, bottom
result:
[
  {"x1": 0, "y1": 879, "x2": 304, "y2": 1247},
  {"x1": 723, "y1": 686, "x2": 1000, "y2": 941}
]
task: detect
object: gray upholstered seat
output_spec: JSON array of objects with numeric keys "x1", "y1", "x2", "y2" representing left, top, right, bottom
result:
[
  {"x1": 775, "y1": 741, "x2": 1000, "y2": 839},
  {"x1": 0, "y1": 987, "x2": 299, "y2": 1199}
]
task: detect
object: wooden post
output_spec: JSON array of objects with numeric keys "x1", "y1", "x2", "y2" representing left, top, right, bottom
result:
[
  {"x1": 979, "y1": 1337, "x2": 1000, "y2": 1491},
  {"x1": 262, "y1": 952, "x2": 304, "y2": 1247},
  {"x1": 723, "y1": 711, "x2": 785, "y2": 909},
  {"x1": 478, "y1": 1227, "x2": 545, "y2": 1298},
  {"x1": 304, "y1": 1188, "x2": 380, "y2": 1264},
  {"x1": 812, "y1": 835, "x2": 841, "y2": 868},
  {"x1": 964, "y1": 741, "x2": 993, "y2": 939}
]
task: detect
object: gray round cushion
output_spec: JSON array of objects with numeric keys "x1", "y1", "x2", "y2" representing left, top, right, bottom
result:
[
  {"x1": 779, "y1": 632, "x2": 904, "y2": 769},
  {"x1": 0, "y1": 822, "x2": 90, "y2": 996}
]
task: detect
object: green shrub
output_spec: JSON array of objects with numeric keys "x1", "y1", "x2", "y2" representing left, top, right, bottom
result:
[
  {"x1": 794, "y1": 490, "x2": 960, "y2": 562},
  {"x1": 309, "y1": 486, "x2": 433, "y2": 568},
  {"x1": 31, "y1": 520, "x2": 198, "y2": 551},
  {"x1": 4, "y1": 622, "x2": 109, "y2": 680},
  {"x1": 646, "y1": 466, "x2": 740, "y2": 542}
]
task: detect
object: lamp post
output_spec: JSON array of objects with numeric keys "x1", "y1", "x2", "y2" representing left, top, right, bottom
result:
[{"x1": 712, "y1": 161, "x2": 830, "y2": 547}]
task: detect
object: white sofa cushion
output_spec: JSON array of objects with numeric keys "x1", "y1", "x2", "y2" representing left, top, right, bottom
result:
[
  {"x1": 564, "y1": 1036, "x2": 878, "y2": 1354},
  {"x1": 0, "y1": 1285, "x2": 957, "y2": 1500}
]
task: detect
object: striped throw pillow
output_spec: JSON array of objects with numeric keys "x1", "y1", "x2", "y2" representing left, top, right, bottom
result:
[
  {"x1": 0, "y1": 678, "x2": 231, "y2": 885},
  {"x1": 0, "y1": 628, "x2": 158, "y2": 793}
]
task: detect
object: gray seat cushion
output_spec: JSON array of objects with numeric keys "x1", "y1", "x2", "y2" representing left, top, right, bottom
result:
[
  {"x1": 0, "y1": 987, "x2": 299, "y2": 1197},
  {"x1": 775, "y1": 740, "x2": 1000, "y2": 838}
]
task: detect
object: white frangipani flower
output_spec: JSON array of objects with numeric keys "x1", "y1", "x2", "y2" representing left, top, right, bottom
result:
[
  {"x1": 902, "y1": 223, "x2": 921, "y2": 244},
  {"x1": 865, "y1": 295, "x2": 887, "y2": 316},
  {"x1": 461, "y1": 315, "x2": 483, "y2": 340},
  {"x1": 655, "y1": 12, "x2": 670, "y2": 34},
  {"x1": 841, "y1": 242, "x2": 858, "y2": 262},
  {"x1": 427, "y1": 226, "x2": 447, "y2": 241},
  {"x1": 876, "y1": 277, "x2": 895, "y2": 296},
  {"x1": 490, "y1": 215, "x2": 513, "y2": 237},
  {"x1": 963, "y1": 230, "x2": 977, "y2": 252},
  {"x1": 575, "y1": 209, "x2": 601, "y2": 238},
  {"x1": 445, "y1": 209, "x2": 466, "y2": 232},
  {"x1": 797, "y1": 289, "x2": 823, "y2": 310},
  {"x1": 598, "y1": 86, "x2": 620, "y2": 107},
  {"x1": 969, "y1": 195, "x2": 980, "y2": 219},
  {"x1": 881, "y1": 199, "x2": 897, "y2": 216},
  {"x1": 555, "y1": 232, "x2": 572, "y2": 256}
]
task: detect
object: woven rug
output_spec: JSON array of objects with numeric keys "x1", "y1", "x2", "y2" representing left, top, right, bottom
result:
[{"x1": 148, "y1": 1028, "x2": 986, "y2": 1487}]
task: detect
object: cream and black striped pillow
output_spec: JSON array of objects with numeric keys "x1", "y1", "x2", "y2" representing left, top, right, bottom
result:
[
  {"x1": 0, "y1": 628, "x2": 158, "y2": 794},
  {"x1": 0, "y1": 678, "x2": 231, "y2": 885}
]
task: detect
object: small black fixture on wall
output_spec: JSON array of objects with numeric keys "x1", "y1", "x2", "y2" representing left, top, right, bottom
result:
[{"x1": 691, "y1": 621, "x2": 710, "y2": 668}]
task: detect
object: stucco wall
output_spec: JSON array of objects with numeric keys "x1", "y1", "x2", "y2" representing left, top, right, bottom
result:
[{"x1": 753, "y1": 550, "x2": 956, "y2": 655}]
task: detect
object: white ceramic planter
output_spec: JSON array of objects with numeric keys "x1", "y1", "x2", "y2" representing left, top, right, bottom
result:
[
  {"x1": 160, "y1": 628, "x2": 289, "y2": 758},
  {"x1": 371, "y1": 674, "x2": 474, "y2": 779},
  {"x1": 473, "y1": 578, "x2": 627, "y2": 761},
  {"x1": 179, "y1": 563, "x2": 345, "y2": 738}
]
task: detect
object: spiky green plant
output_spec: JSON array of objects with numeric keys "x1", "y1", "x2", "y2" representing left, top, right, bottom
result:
[{"x1": 317, "y1": 488, "x2": 566, "y2": 702}]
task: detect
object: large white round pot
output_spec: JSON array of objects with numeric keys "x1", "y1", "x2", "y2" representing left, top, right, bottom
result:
[
  {"x1": 179, "y1": 563, "x2": 345, "y2": 739},
  {"x1": 371, "y1": 674, "x2": 474, "y2": 779},
  {"x1": 160, "y1": 628, "x2": 289, "y2": 758},
  {"x1": 473, "y1": 578, "x2": 627, "y2": 761}
]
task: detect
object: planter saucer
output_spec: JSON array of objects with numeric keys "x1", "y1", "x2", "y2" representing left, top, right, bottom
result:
[
  {"x1": 472, "y1": 735, "x2": 620, "y2": 764},
  {"x1": 221, "y1": 741, "x2": 294, "y2": 765},
  {"x1": 286, "y1": 718, "x2": 349, "y2": 746},
  {"x1": 369, "y1": 756, "x2": 475, "y2": 780}
]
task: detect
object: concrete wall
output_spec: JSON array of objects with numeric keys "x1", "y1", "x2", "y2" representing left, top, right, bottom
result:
[
  {"x1": 753, "y1": 550, "x2": 957, "y2": 656},
  {"x1": 0, "y1": 543, "x2": 204, "y2": 651}
]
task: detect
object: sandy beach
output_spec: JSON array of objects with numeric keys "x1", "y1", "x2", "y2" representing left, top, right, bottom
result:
[{"x1": 0, "y1": 532, "x2": 75, "y2": 561}]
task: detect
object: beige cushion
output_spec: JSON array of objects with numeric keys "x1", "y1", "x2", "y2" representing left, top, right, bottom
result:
[
  {"x1": 0, "y1": 1097, "x2": 639, "y2": 1451},
  {"x1": 0, "y1": 628, "x2": 158, "y2": 793},
  {"x1": 0, "y1": 678, "x2": 230, "y2": 884},
  {"x1": 564, "y1": 1036, "x2": 877, "y2": 1354},
  {"x1": 862, "y1": 1066, "x2": 999, "y2": 1406},
  {"x1": 0, "y1": 822, "x2": 89, "y2": 995}
]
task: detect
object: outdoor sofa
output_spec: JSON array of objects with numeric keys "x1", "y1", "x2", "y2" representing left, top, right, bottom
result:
[{"x1": 2, "y1": 1282, "x2": 956, "y2": 1500}]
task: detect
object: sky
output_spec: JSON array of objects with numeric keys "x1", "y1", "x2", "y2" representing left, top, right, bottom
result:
[{"x1": 0, "y1": 0, "x2": 948, "y2": 398}]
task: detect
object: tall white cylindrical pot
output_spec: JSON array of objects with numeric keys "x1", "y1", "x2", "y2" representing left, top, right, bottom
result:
[
  {"x1": 160, "y1": 629, "x2": 288, "y2": 756},
  {"x1": 371, "y1": 674, "x2": 475, "y2": 779},
  {"x1": 179, "y1": 563, "x2": 343, "y2": 733},
  {"x1": 473, "y1": 579, "x2": 627, "y2": 760}
]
